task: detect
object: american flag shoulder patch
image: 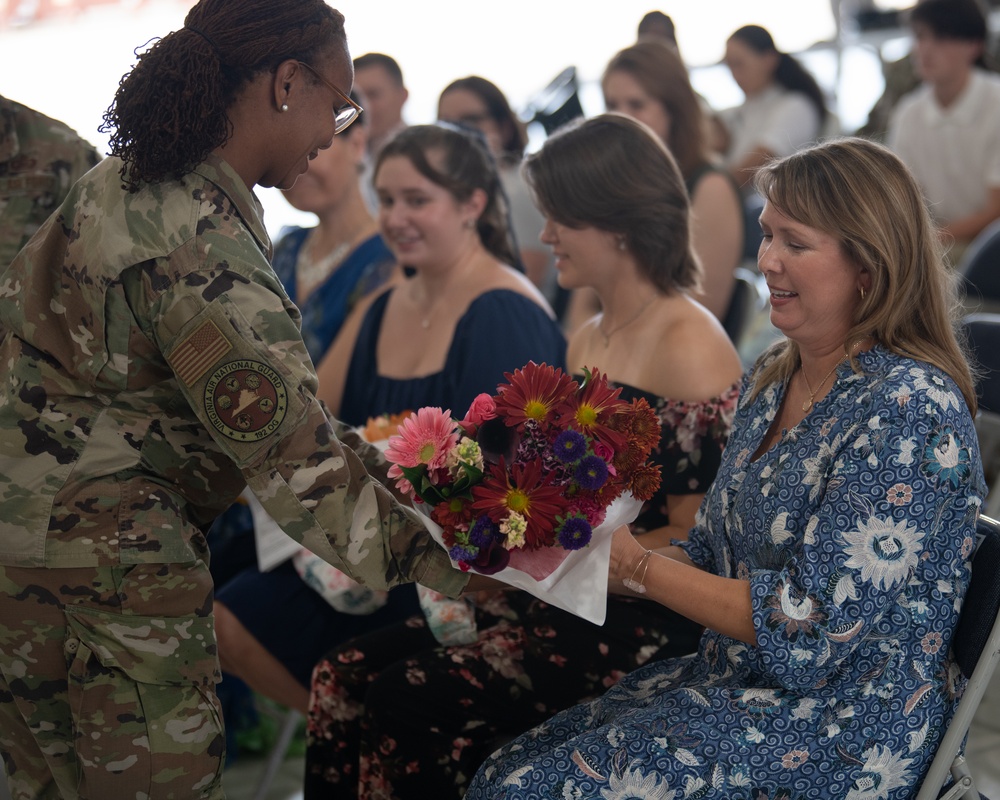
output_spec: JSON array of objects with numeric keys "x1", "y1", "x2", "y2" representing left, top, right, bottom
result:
[{"x1": 168, "y1": 319, "x2": 233, "y2": 386}]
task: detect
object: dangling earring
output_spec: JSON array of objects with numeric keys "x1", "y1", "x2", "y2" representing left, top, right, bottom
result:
[{"x1": 280, "y1": 103, "x2": 289, "y2": 112}]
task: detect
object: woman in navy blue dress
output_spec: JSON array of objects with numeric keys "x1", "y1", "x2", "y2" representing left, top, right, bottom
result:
[
  {"x1": 316, "y1": 123, "x2": 564, "y2": 427},
  {"x1": 469, "y1": 138, "x2": 985, "y2": 800}
]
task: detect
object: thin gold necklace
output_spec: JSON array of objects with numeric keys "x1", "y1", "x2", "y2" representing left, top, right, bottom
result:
[
  {"x1": 598, "y1": 297, "x2": 656, "y2": 347},
  {"x1": 800, "y1": 340, "x2": 863, "y2": 412}
]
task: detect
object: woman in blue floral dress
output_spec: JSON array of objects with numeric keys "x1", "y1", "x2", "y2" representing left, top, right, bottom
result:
[{"x1": 468, "y1": 137, "x2": 986, "y2": 800}]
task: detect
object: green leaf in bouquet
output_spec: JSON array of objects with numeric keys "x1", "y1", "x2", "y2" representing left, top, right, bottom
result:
[
  {"x1": 396, "y1": 454, "x2": 485, "y2": 507},
  {"x1": 397, "y1": 464, "x2": 440, "y2": 502},
  {"x1": 451, "y1": 461, "x2": 484, "y2": 491}
]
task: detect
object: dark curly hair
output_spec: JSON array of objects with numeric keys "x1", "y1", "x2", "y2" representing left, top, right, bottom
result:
[{"x1": 100, "y1": 0, "x2": 346, "y2": 191}]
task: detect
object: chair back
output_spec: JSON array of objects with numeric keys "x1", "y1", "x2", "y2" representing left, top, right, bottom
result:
[
  {"x1": 522, "y1": 67, "x2": 583, "y2": 135},
  {"x1": 963, "y1": 313, "x2": 1000, "y2": 414},
  {"x1": 721, "y1": 266, "x2": 765, "y2": 347},
  {"x1": 964, "y1": 314, "x2": 1000, "y2": 518},
  {"x1": 914, "y1": 514, "x2": 1000, "y2": 799},
  {"x1": 954, "y1": 516, "x2": 1000, "y2": 679},
  {"x1": 742, "y1": 192, "x2": 765, "y2": 261},
  {"x1": 959, "y1": 220, "x2": 1000, "y2": 307}
]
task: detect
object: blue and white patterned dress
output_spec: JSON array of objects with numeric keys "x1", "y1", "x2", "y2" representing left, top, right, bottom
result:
[{"x1": 468, "y1": 346, "x2": 985, "y2": 800}]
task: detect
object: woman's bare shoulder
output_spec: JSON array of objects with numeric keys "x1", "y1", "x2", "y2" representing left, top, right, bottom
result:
[{"x1": 640, "y1": 299, "x2": 743, "y2": 400}]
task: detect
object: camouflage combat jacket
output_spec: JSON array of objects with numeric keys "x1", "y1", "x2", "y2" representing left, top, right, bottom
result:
[
  {"x1": 0, "y1": 95, "x2": 101, "y2": 268},
  {"x1": 0, "y1": 154, "x2": 467, "y2": 598}
]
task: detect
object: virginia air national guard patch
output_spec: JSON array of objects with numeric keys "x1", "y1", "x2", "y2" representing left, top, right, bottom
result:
[{"x1": 205, "y1": 360, "x2": 288, "y2": 441}]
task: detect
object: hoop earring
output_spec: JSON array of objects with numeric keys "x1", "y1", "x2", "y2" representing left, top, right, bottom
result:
[{"x1": 859, "y1": 286, "x2": 866, "y2": 301}]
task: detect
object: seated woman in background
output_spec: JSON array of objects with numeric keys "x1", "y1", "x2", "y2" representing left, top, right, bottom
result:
[
  {"x1": 210, "y1": 92, "x2": 407, "y2": 722},
  {"x1": 437, "y1": 75, "x2": 556, "y2": 312},
  {"x1": 303, "y1": 113, "x2": 741, "y2": 800},
  {"x1": 469, "y1": 137, "x2": 985, "y2": 800},
  {"x1": 315, "y1": 122, "x2": 564, "y2": 425},
  {"x1": 602, "y1": 40, "x2": 744, "y2": 321},
  {"x1": 720, "y1": 24, "x2": 828, "y2": 191}
]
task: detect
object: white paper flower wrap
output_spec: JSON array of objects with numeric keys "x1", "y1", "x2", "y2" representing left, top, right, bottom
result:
[{"x1": 414, "y1": 492, "x2": 643, "y2": 627}]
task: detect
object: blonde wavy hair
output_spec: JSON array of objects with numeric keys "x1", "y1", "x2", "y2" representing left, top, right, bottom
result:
[{"x1": 747, "y1": 137, "x2": 977, "y2": 414}]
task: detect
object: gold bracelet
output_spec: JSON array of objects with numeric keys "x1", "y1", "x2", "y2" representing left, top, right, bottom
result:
[{"x1": 622, "y1": 549, "x2": 653, "y2": 594}]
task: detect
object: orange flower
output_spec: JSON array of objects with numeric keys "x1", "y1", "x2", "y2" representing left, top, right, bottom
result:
[
  {"x1": 611, "y1": 397, "x2": 661, "y2": 453},
  {"x1": 613, "y1": 441, "x2": 648, "y2": 475},
  {"x1": 628, "y1": 463, "x2": 662, "y2": 502},
  {"x1": 363, "y1": 410, "x2": 414, "y2": 442}
]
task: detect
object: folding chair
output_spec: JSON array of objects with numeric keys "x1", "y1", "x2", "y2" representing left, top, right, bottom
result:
[
  {"x1": 963, "y1": 314, "x2": 1000, "y2": 517},
  {"x1": 959, "y1": 220, "x2": 1000, "y2": 315},
  {"x1": 915, "y1": 514, "x2": 1000, "y2": 800},
  {"x1": 250, "y1": 705, "x2": 302, "y2": 800},
  {"x1": 721, "y1": 266, "x2": 767, "y2": 349}
]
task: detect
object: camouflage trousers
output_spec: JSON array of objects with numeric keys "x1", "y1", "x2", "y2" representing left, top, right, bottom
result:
[{"x1": 0, "y1": 561, "x2": 225, "y2": 799}]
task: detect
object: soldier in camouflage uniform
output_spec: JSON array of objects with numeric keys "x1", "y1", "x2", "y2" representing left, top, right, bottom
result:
[
  {"x1": 0, "y1": 2, "x2": 470, "y2": 798},
  {"x1": 0, "y1": 95, "x2": 101, "y2": 269}
]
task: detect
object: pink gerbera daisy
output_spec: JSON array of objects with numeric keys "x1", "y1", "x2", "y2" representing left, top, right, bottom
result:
[{"x1": 384, "y1": 408, "x2": 459, "y2": 493}]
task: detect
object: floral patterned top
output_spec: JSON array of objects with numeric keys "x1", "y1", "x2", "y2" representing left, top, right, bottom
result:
[
  {"x1": 617, "y1": 382, "x2": 739, "y2": 535},
  {"x1": 469, "y1": 345, "x2": 985, "y2": 800}
]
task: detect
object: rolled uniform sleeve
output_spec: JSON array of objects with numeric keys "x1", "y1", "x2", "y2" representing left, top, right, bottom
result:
[{"x1": 151, "y1": 243, "x2": 468, "y2": 598}]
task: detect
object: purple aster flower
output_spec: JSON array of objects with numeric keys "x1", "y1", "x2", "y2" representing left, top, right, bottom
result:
[
  {"x1": 557, "y1": 516, "x2": 593, "y2": 550},
  {"x1": 575, "y1": 455, "x2": 609, "y2": 490},
  {"x1": 449, "y1": 544, "x2": 478, "y2": 563},
  {"x1": 469, "y1": 515, "x2": 500, "y2": 548},
  {"x1": 553, "y1": 430, "x2": 587, "y2": 463}
]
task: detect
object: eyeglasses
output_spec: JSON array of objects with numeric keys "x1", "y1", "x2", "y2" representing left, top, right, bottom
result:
[{"x1": 295, "y1": 60, "x2": 363, "y2": 134}]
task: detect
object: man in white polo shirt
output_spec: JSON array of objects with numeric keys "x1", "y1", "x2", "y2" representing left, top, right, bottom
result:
[{"x1": 888, "y1": 0, "x2": 1000, "y2": 259}]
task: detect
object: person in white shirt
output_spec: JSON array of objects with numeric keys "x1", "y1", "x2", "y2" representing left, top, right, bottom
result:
[
  {"x1": 353, "y1": 52, "x2": 409, "y2": 212},
  {"x1": 719, "y1": 25, "x2": 828, "y2": 192},
  {"x1": 887, "y1": 0, "x2": 1000, "y2": 254}
]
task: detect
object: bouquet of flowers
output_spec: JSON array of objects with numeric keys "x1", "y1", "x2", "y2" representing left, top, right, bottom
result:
[{"x1": 384, "y1": 362, "x2": 662, "y2": 625}]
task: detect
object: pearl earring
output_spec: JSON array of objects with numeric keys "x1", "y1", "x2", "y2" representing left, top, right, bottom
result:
[{"x1": 280, "y1": 103, "x2": 289, "y2": 112}]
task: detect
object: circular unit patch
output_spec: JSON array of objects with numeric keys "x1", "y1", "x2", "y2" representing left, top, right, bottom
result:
[{"x1": 205, "y1": 360, "x2": 288, "y2": 442}]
